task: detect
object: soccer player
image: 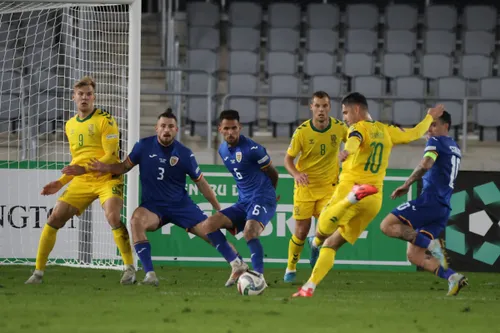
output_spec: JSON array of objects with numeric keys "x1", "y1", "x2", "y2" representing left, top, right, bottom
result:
[
  {"x1": 380, "y1": 111, "x2": 468, "y2": 296},
  {"x1": 283, "y1": 91, "x2": 348, "y2": 283},
  {"x1": 90, "y1": 109, "x2": 241, "y2": 286},
  {"x1": 293, "y1": 92, "x2": 447, "y2": 297},
  {"x1": 26, "y1": 76, "x2": 135, "y2": 284},
  {"x1": 199, "y1": 110, "x2": 279, "y2": 287}
]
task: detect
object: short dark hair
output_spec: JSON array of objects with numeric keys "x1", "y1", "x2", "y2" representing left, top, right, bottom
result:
[
  {"x1": 158, "y1": 108, "x2": 177, "y2": 123},
  {"x1": 311, "y1": 91, "x2": 331, "y2": 103},
  {"x1": 219, "y1": 109, "x2": 240, "y2": 123},
  {"x1": 438, "y1": 110, "x2": 452, "y2": 129},
  {"x1": 341, "y1": 92, "x2": 368, "y2": 109}
]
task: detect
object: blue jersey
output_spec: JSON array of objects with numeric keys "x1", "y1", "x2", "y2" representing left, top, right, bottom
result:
[
  {"x1": 219, "y1": 135, "x2": 275, "y2": 203},
  {"x1": 127, "y1": 136, "x2": 202, "y2": 204},
  {"x1": 421, "y1": 136, "x2": 462, "y2": 207}
]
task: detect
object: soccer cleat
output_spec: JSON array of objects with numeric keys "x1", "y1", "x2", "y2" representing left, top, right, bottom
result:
[
  {"x1": 352, "y1": 184, "x2": 379, "y2": 201},
  {"x1": 283, "y1": 271, "x2": 296, "y2": 283},
  {"x1": 428, "y1": 239, "x2": 449, "y2": 270},
  {"x1": 120, "y1": 265, "x2": 136, "y2": 285},
  {"x1": 141, "y1": 272, "x2": 159, "y2": 287},
  {"x1": 225, "y1": 259, "x2": 249, "y2": 287},
  {"x1": 25, "y1": 271, "x2": 43, "y2": 284},
  {"x1": 447, "y1": 273, "x2": 468, "y2": 296},
  {"x1": 308, "y1": 236, "x2": 320, "y2": 268},
  {"x1": 292, "y1": 287, "x2": 314, "y2": 298}
]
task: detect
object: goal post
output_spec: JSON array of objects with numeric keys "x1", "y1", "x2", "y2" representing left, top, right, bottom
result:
[{"x1": 0, "y1": 0, "x2": 140, "y2": 270}]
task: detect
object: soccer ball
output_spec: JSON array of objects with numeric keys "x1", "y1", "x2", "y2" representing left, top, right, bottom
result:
[{"x1": 237, "y1": 271, "x2": 267, "y2": 296}]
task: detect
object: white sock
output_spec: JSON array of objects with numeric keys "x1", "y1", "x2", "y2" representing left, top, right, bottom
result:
[
  {"x1": 230, "y1": 257, "x2": 242, "y2": 267},
  {"x1": 347, "y1": 191, "x2": 359, "y2": 204},
  {"x1": 303, "y1": 281, "x2": 317, "y2": 291},
  {"x1": 34, "y1": 269, "x2": 44, "y2": 276},
  {"x1": 146, "y1": 271, "x2": 156, "y2": 278},
  {"x1": 285, "y1": 268, "x2": 296, "y2": 274}
]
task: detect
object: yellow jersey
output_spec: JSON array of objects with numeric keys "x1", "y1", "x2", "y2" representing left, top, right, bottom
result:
[
  {"x1": 287, "y1": 117, "x2": 348, "y2": 191},
  {"x1": 340, "y1": 114, "x2": 434, "y2": 189},
  {"x1": 59, "y1": 108, "x2": 120, "y2": 185}
]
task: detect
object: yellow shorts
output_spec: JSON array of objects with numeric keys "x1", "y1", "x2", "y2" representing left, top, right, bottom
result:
[
  {"x1": 58, "y1": 176, "x2": 124, "y2": 215},
  {"x1": 293, "y1": 185, "x2": 335, "y2": 220},
  {"x1": 321, "y1": 182, "x2": 382, "y2": 244}
]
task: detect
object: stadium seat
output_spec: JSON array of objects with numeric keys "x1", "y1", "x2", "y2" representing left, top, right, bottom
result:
[
  {"x1": 306, "y1": 29, "x2": 339, "y2": 53},
  {"x1": 424, "y1": 30, "x2": 456, "y2": 54},
  {"x1": 438, "y1": 101, "x2": 463, "y2": 140},
  {"x1": 343, "y1": 53, "x2": 374, "y2": 77},
  {"x1": 392, "y1": 101, "x2": 424, "y2": 126},
  {"x1": 306, "y1": 3, "x2": 340, "y2": 29},
  {"x1": 188, "y1": 27, "x2": 219, "y2": 50},
  {"x1": 367, "y1": 99, "x2": 381, "y2": 121},
  {"x1": 228, "y1": 27, "x2": 260, "y2": 51},
  {"x1": 460, "y1": 55, "x2": 491, "y2": 79},
  {"x1": 268, "y1": 28, "x2": 300, "y2": 52},
  {"x1": 437, "y1": 77, "x2": 467, "y2": 99},
  {"x1": 479, "y1": 77, "x2": 500, "y2": 98},
  {"x1": 425, "y1": 5, "x2": 457, "y2": 30},
  {"x1": 353, "y1": 76, "x2": 384, "y2": 97},
  {"x1": 310, "y1": 76, "x2": 342, "y2": 97},
  {"x1": 185, "y1": 72, "x2": 216, "y2": 137},
  {"x1": 227, "y1": 74, "x2": 259, "y2": 136},
  {"x1": 269, "y1": 74, "x2": 300, "y2": 137},
  {"x1": 346, "y1": 29, "x2": 377, "y2": 53},
  {"x1": 476, "y1": 102, "x2": 500, "y2": 141},
  {"x1": 187, "y1": 49, "x2": 217, "y2": 72},
  {"x1": 187, "y1": 2, "x2": 219, "y2": 27},
  {"x1": 385, "y1": 4, "x2": 418, "y2": 30},
  {"x1": 385, "y1": 30, "x2": 417, "y2": 54},
  {"x1": 346, "y1": 4, "x2": 378, "y2": 29},
  {"x1": 228, "y1": 2, "x2": 261, "y2": 28},
  {"x1": 463, "y1": 31, "x2": 495, "y2": 55},
  {"x1": 266, "y1": 51, "x2": 297, "y2": 75},
  {"x1": 382, "y1": 53, "x2": 413, "y2": 78},
  {"x1": 268, "y1": 3, "x2": 300, "y2": 28},
  {"x1": 421, "y1": 54, "x2": 453, "y2": 79},
  {"x1": 394, "y1": 76, "x2": 425, "y2": 98},
  {"x1": 228, "y1": 51, "x2": 259, "y2": 74},
  {"x1": 463, "y1": 5, "x2": 496, "y2": 31},
  {"x1": 303, "y1": 52, "x2": 336, "y2": 76}
]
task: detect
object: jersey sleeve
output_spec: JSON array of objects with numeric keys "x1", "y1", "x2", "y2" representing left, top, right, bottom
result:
[
  {"x1": 286, "y1": 128, "x2": 302, "y2": 157},
  {"x1": 387, "y1": 114, "x2": 433, "y2": 145},
  {"x1": 423, "y1": 137, "x2": 441, "y2": 159},
  {"x1": 126, "y1": 140, "x2": 142, "y2": 166},
  {"x1": 347, "y1": 123, "x2": 366, "y2": 143},
  {"x1": 341, "y1": 122, "x2": 349, "y2": 143},
  {"x1": 184, "y1": 150, "x2": 203, "y2": 181},
  {"x1": 98, "y1": 115, "x2": 120, "y2": 164},
  {"x1": 252, "y1": 144, "x2": 272, "y2": 169}
]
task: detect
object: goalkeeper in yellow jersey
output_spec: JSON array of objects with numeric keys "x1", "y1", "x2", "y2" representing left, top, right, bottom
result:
[
  {"x1": 283, "y1": 91, "x2": 347, "y2": 283},
  {"x1": 25, "y1": 76, "x2": 135, "y2": 285},
  {"x1": 293, "y1": 92, "x2": 446, "y2": 297}
]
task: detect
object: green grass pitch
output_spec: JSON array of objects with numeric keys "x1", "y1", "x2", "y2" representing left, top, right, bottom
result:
[{"x1": 1, "y1": 266, "x2": 499, "y2": 333}]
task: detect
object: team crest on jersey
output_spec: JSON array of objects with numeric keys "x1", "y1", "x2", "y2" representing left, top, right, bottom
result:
[
  {"x1": 236, "y1": 151, "x2": 242, "y2": 163},
  {"x1": 169, "y1": 156, "x2": 179, "y2": 166},
  {"x1": 88, "y1": 124, "x2": 95, "y2": 137},
  {"x1": 330, "y1": 134, "x2": 337, "y2": 147}
]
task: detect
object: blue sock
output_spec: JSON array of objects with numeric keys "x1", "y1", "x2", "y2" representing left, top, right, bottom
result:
[
  {"x1": 134, "y1": 241, "x2": 153, "y2": 273},
  {"x1": 413, "y1": 233, "x2": 431, "y2": 249},
  {"x1": 207, "y1": 230, "x2": 238, "y2": 263},
  {"x1": 247, "y1": 238, "x2": 264, "y2": 274},
  {"x1": 435, "y1": 266, "x2": 455, "y2": 280}
]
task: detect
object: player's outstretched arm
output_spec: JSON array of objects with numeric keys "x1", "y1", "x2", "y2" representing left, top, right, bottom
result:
[
  {"x1": 89, "y1": 157, "x2": 135, "y2": 175},
  {"x1": 194, "y1": 176, "x2": 221, "y2": 211},
  {"x1": 391, "y1": 153, "x2": 436, "y2": 199},
  {"x1": 388, "y1": 104, "x2": 445, "y2": 145}
]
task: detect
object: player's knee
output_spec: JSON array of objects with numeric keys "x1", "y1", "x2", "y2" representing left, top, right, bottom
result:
[
  {"x1": 295, "y1": 219, "x2": 311, "y2": 240},
  {"x1": 379, "y1": 218, "x2": 393, "y2": 236},
  {"x1": 130, "y1": 213, "x2": 148, "y2": 231}
]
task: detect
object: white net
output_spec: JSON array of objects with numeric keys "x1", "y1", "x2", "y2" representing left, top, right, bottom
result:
[{"x1": 0, "y1": 1, "x2": 132, "y2": 269}]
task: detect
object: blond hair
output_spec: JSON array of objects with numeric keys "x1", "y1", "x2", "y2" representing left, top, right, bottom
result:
[{"x1": 73, "y1": 76, "x2": 96, "y2": 91}]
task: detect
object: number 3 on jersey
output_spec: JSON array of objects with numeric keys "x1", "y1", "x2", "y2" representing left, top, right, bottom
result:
[
  {"x1": 157, "y1": 167, "x2": 165, "y2": 180},
  {"x1": 233, "y1": 168, "x2": 243, "y2": 180},
  {"x1": 449, "y1": 155, "x2": 460, "y2": 188}
]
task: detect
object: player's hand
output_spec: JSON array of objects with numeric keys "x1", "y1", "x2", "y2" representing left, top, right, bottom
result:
[
  {"x1": 294, "y1": 173, "x2": 309, "y2": 186},
  {"x1": 427, "y1": 104, "x2": 445, "y2": 119},
  {"x1": 41, "y1": 181, "x2": 63, "y2": 196},
  {"x1": 391, "y1": 184, "x2": 410, "y2": 199},
  {"x1": 339, "y1": 150, "x2": 349, "y2": 162},
  {"x1": 276, "y1": 195, "x2": 281, "y2": 202},
  {"x1": 62, "y1": 164, "x2": 86, "y2": 176},
  {"x1": 88, "y1": 158, "x2": 109, "y2": 176}
]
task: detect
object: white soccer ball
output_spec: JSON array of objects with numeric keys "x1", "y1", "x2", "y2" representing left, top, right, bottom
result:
[{"x1": 237, "y1": 271, "x2": 267, "y2": 296}]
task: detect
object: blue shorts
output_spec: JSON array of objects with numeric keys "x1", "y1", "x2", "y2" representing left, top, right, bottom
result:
[
  {"x1": 140, "y1": 198, "x2": 207, "y2": 231},
  {"x1": 220, "y1": 199, "x2": 277, "y2": 234},
  {"x1": 391, "y1": 196, "x2": 451, "y2": 239}
]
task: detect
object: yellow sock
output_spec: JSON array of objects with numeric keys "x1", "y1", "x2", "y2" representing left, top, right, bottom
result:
[
  {"x1": 287, "y1": 234, "x2": 305, "y2": 271},
  {"x1": 309, "y1": 247, "x2": 336, "y2": 286},
  {"x1": 112, "y1": 225, "x2": 134, "y2": 266},
  {"x1": 316, "y1": 198, "x2": 353, "y2": 238},
  {"x1": 35, "y1": 224, "x2": 58, "y2": 271}
]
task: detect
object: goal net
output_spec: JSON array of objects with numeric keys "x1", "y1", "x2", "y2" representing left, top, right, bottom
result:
[{"x1": 0, "y1": 0, "x2": 140, "y2": 270}]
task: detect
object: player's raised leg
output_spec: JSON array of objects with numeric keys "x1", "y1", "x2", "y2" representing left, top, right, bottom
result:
[
  {"x1": 129, "y1": 206, "x2": 162, "y2": 286},
  {"x1": 308, "y1": 184, "x2": 378, "y2": 267},
  {"x1": 102, "y1": 196, "x2": 135, "y2": 285}
]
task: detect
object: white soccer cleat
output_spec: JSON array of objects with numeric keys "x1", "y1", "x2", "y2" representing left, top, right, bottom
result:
[
  {"x1": 25, "y1": 270, "x2": 43, "y2": 284},
  {"x1": 428, "y1": 239, "x2": 448, "y2": 270},
  {"x1": 120, "y1": 265, "x2": 136, "y2": 285},
  {"x1": 225, "y1": 259, "x2": 248, "y2": 287},
  {"x1": 141, "y1": 271, "x2": 159, "y2": 287}
]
